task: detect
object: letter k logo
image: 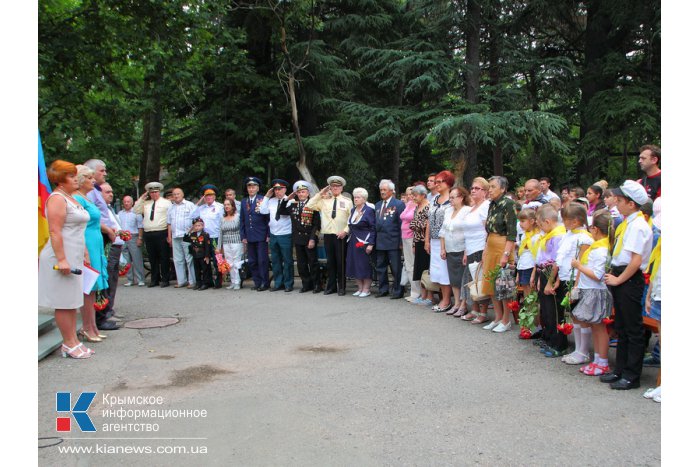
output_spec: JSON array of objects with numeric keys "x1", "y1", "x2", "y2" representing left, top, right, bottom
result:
[{"x1": 56, "y1": 392, "x2": 96, "y2": 432}]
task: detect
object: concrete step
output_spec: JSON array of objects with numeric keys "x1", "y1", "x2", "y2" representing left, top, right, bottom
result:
[
  {"x1": 38, "y1": 314, "x2": 54, "y2": 333},
  {"x1": 38, "y1": 315, "x2": 82, "y2": 361}
]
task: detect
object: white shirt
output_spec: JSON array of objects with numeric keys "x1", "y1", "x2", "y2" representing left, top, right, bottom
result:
[
  {"x1": 610, "y1": 211, "x2": 653, "y2": 270},
  {"x1": 463, "y1": 201, "x2": 489, "y2": 254},
  {"x1": 106, "y1": 207, "x2": 124, "y2": 246},
  {"x1": 117, "y1": 209, "x2": 143, "y2": 235},
  {"x1": 578, "y1": 247, "x2": 608, "y2": 290},
  {"x1": 542, "y1": 190, "x2": 560, "y2": 202},
  {"x1": 438, "y1": 205, "x2": 470, "y2": 253},
  {"x1": 522, "y1": 199, "x2": 543, "y2": 210},
  {"x1": 167, "y1": 199, "x2": 197, "y2": 238},
  {"x1": 191, "y1": 201, "x2": 225, "y2": 238},
  {"x1": 517, "y1": 231, "x2": 542, "y2": 270},
  {"x1": 260, "y1": 196, "x2": 292, "y2": 235},
  {"x1": 556, "y1": 230, "x2": 594, "y2": 281}
]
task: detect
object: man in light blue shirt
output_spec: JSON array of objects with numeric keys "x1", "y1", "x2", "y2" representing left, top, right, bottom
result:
[
  {"x1": 117, "y1": 195, "x2": 145, "y2": 286},
  {"x1": 167, "y1": 187, "x2": 197, "y2": 288}
]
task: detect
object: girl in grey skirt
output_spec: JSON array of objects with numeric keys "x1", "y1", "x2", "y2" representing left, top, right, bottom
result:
[{"x1": 570, "y1": 210, "x2": 615, "y2": 376}]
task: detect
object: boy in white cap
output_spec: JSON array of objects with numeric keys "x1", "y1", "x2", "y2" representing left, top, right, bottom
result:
[{"x1": 600, "y1": 180, "x2": 653, "y2": 390}]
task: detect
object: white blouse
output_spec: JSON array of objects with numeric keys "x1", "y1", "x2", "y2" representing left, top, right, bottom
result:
[{"x1": 438, "y1": 205, "x2": 470, "y2": 253}]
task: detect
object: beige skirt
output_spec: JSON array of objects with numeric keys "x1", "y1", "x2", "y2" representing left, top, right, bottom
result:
[{"x1": 481, "y1": 234, "x2": 513, "y2": 296}]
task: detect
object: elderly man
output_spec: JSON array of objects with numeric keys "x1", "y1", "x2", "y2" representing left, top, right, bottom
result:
[
  {"x1": 286, "y1": 180, "x2": 322, "y2": 293},
  {"x1": 522, "y1": 179, "x2": 549, "y2": 210},
  {"x1": 240, "y1": 176, "x2": 271, "y2": 291},
  {"x1": 538, "y1": 177, "x2": 560, "y2": 202},
  {"x1": 374, "y1": 179, "x2": 406, "y2": 298},
  {"x1": 260, "y1": 179, "x2": 295, "y2": 292},
  {"x1": 191, "y1": 184, "x2": 225, "y2": 288},
  {"x1": 167, "y1": 187, "x2": 197, "y2": 288},
  {"x1": 98, "y1": 182, "x2": 125, "y2": 328},
  {"x1": 307, "y1": 176, "x2": 352, "y2": 296},
  {"x1": 134, "y1": 181, "x2": 173, "y2": 287},
  {"x1": 118, "y1": 195, "x2": 146, "y2": 286},
  {"x1": 637, "y1": 144, "x2": 661, "y2": 201}
]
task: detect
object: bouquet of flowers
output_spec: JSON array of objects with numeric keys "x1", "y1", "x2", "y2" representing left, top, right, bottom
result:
[
  {"x1": 94, "y1": 291, "x2": 110, "y2": 311},
  {"x1": 117, "y1": 230, "x2": 132, "y2": 242},
  {"x1": 518, "y1": 292, "x2": 539, "y2": 334},
  {"x1": 118, "y1": 262, "x2": 131, "y2": 277},
  {"x1": 216, "y1": 253, "x2": 231, "y2": 274}
]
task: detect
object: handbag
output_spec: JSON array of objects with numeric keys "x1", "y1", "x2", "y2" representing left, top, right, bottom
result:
[
  {"x1": 466, "y1": 262, "x2": 489, "y2": 301},
  {"x1": 494, "y1": 266, "x2": 516, "y2": 301},
  {"x1": 239, "y1": 253, "x2": 252, "y2": 282},
  {"x1": 421, "y1": 270, "x2": 440, "y2": 292}
]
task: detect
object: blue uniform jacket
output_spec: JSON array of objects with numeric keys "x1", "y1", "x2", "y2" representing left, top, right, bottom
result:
[
  {"x1": 373, "y1": 197, "x2": 405, "y2": 250},
  {"x1": 240, "y1": 195, "x2": 270, "y2": 242}
]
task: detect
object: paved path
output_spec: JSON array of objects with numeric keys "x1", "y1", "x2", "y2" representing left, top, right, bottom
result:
[{"x1": 39, "y1": 280, "x2": 660, "y2": 466}]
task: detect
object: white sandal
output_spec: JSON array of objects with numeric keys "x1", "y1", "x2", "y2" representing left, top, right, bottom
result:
[{"x1": 61, "y1": 343, "x2": 93, "y2": 359}]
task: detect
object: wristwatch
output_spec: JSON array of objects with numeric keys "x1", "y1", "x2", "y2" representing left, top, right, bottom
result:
[{"x1": 503, "y1": 251, "x2": 510, "y2": 257}]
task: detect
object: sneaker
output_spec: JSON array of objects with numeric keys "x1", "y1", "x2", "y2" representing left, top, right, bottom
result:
[
  {"x1": 138, "y1": 282, "x2": 146, "y2": 287},
  {"x1": 124, "y1": 282, "x2": 133, "y2": 287},
  {"x1": 358, "y1": 291, "x2": 370, "y2": 298},
  {"x1": 233, "y1": 284, "x2": 241, "y2": 290},
  {"x1": 643, "y1": 355, "x2": 661, "y2": 367},
  {"x1": 562, "y1": 352, "x2": 591, "y2": 365},
  {"x1": 544, "y1": 348, "x2": 566, "y2": 358},
  {"x1": 483, "y1": 321, "x2": 499, "y2": 330},
  {"x1": 492, "y1": 321, "x2": 512, "y2": 333},
  {"x1": 643, "y1": 386, "x2": 661, "y2": 399}
]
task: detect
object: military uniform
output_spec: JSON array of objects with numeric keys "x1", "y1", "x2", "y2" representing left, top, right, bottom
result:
[
  {"x1": 374, "y1": 195, "x2": 406, "y2": 298},
  {"x1": 240, "y1": 177, "x2": 270, "y2": 290},
  {"x1": 287, "y1": 181, "x2": 322, "y2": 293}
]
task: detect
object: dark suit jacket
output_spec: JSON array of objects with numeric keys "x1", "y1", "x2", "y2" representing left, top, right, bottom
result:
[
  {"x1": 374, "y1": 197, "x2": 405, "y2": 250},
  {"x1": 240, "y1": 195, "x2": 270, "y2": 243}
]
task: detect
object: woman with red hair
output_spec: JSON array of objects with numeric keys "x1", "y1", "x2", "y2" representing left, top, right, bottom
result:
[
  {"x1": 38, "y1": 160, "x2": 94, "y2": 358},
  {"x1": 424, "y1": 170, "x2": 455, "y2": 312}
]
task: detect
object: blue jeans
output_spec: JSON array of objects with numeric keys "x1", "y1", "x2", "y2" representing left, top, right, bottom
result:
[{"x1": 270, "y1": 234, "x2": 294, "y2": 289}]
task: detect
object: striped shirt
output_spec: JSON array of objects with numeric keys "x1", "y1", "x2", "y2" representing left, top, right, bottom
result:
[
  {"x1": 220, "y1": 213, "x2": 242, "y2": 245},
  {"x1": 117, "y1": 209, "x2": 144, "y2": 235},
  {"x1": 167, "y1": 200, "x2": 197, "y2": 238}
]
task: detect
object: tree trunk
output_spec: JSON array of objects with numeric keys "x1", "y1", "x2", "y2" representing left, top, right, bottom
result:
[
  {"x1": 492, "y1": 146, "x2": 504, "y2": 176},
  {"x1": 139, "y1": 110, "x2": 150, "y2": 192},
  {"x1": 144, "y1": 101, "x2": 163, "y2": 187}
]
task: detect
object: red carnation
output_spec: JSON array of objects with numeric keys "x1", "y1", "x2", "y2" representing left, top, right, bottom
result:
[
  {"x1": 602, "y1": 317, "x2": 614, "y2": 325},
  {"x1": 507, "y1": 300, "x2": 520, "y2": 312},
  {"x1": 643, "y1": 272, "x2": 650, "y2": 285},
  {"x1": 557, "y1": 323, "x2": 573, "y2": 335},
  {"x1": 355, "y1": 242, "x2": 364, "y2": 248},
  {"x1": 519, "y1": 327, "x2": 532, "y2": 339}
]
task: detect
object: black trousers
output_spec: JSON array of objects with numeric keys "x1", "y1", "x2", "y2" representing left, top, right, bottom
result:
[
  {"x1": 376, "y1": 248, "x2": 402, "y2": 296},
  {"x1": 609, "y1": 267, "x2": 646, "y2": 382},
  {"x1": 295, "y1": 243, "x2": 320, "y2": 290},
  {"x1": 323, "y1": 234, "x2": 347, "y2": 292},
  {"x1": 193, "y1": 256, "x2": 213, "y2": 287},
  {"x1": 536, "y1": 269, "x2": 568, "y2": 351},
  {"x1": 144, "y1": 229, "x2": 170, "y2": 285},
  {"x1": 96, "y1": 243, "x2": 122, "y2": 324}
]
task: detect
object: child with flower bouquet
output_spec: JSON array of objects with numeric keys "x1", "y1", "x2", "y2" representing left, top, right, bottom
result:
[
  {"x1": 516, "y1": 208, "x2": 542, "y2": 338},
  {"x1": 183, "y1": 217, "x2": 213, "y2": 290},
  {"x1": 556, "y1": 204, "x2": 594, "y2": 364},
  {"x1": 570, "y1": 210, "x2": 615, "y2": 375},
  {"x1": 534, "y1": 205, "x2": 568, "y2": 357}
]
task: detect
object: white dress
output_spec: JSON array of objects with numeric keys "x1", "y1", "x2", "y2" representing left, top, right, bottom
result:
[{"x1": 38, "y1": 192, "x2": 89, "y2": 309}]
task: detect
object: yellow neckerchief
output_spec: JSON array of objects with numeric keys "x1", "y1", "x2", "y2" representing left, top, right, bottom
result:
[
  {"x1": 613, "y1": 211, "x2": 643, "y2": 257},
  {"x1": 580, "y1": 237, "x2": 610, "y2": 265},
  {"x1": 519, "y1": 228, "x2": 541, "y2": 256},
  {"x1": 537, "y1": 224, "x2": 566, "y2": 256},
  {"x1": 646, "y1": 237, "x2": 661, "y2": 283},
  {"x1": 571, "y1": 228, "x2": 593, "y2": 241}
]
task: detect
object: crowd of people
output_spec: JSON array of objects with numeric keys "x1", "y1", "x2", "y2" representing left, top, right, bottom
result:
[{"x1": 38, "y1": 145, "x2": 661, "y2": 401}]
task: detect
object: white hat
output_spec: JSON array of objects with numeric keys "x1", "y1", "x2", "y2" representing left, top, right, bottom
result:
[
  {"x1": 327, "y1": 175, "x2": 346, "y2": 187},
  {"x1": 611, "y1": 180, "x2": 649, "y2": 206},
  {"x1": 145, "y1": 181, "x2": 164, "y2": 192},
  {"x1": 293, "y1": 180, "x2": 311, "y2": 192}
]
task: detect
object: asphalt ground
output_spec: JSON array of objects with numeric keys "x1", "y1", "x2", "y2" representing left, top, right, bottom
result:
[{"x1": 38, "y1": 278, "x2": 660, "y2": 466}]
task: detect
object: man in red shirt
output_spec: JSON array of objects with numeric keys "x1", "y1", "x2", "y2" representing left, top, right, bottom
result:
[{"x1": 637, "y1": 144, "x2": 661, "y2": 201}]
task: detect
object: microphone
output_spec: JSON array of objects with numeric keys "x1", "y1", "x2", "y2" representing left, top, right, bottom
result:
[{"x1": 53, "y1": 265, "x2": 83, "y2": 275}]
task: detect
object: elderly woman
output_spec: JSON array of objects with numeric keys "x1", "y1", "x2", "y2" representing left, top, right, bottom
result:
[
  {"x1": 438, "y1": 186, "x2": 471, "y2": 315},
  {"x1": 399, "y1": 186, "x2": 419, "y2": 301},
  {"x1": 38, "y1": 161, "x2": 94, "y2": 358},
  {"x1": 481, "y1": 176, "x2": 518, "y2": 332},
  {"x1": 459, "y1": 177, "x2": 491, "y2": 321},
  {"x1": 409, "y1": 184, "x2": 432, "y2": 305},
  {"x1": 346, "y1": 188, "x2": 376, "y2": 297},
  {"x1": 425, "y1": 170, "x2": 455, "y2": 312},
  {"x1": 73, "y1": 165, "x2": 110, "y2": 342}
]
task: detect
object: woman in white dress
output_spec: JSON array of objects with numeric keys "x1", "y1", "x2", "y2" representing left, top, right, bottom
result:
[
  {"x1": 38, "y1": 160, "x2": 94, "y2": 359},
  {"x1": 425, "y1": 170, "x2": 454, "y2": 312}
]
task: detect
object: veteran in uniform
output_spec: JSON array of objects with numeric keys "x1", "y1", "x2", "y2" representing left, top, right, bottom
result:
[
  {"x1": 240, "y1": 176, "x2": 271, "y2": 290},
  {"x1": 260, "y1": 179, "x2": 295, "y2": 292},
  {"x1": 286, "y1": 180, "x2": 322, "y2": 293},
  {"x1": 306, "y1": 176, "x2": 352, "y2": 295},
  {"x1": 134, "y1": 181, "x2": 173, "y2": 287}
]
